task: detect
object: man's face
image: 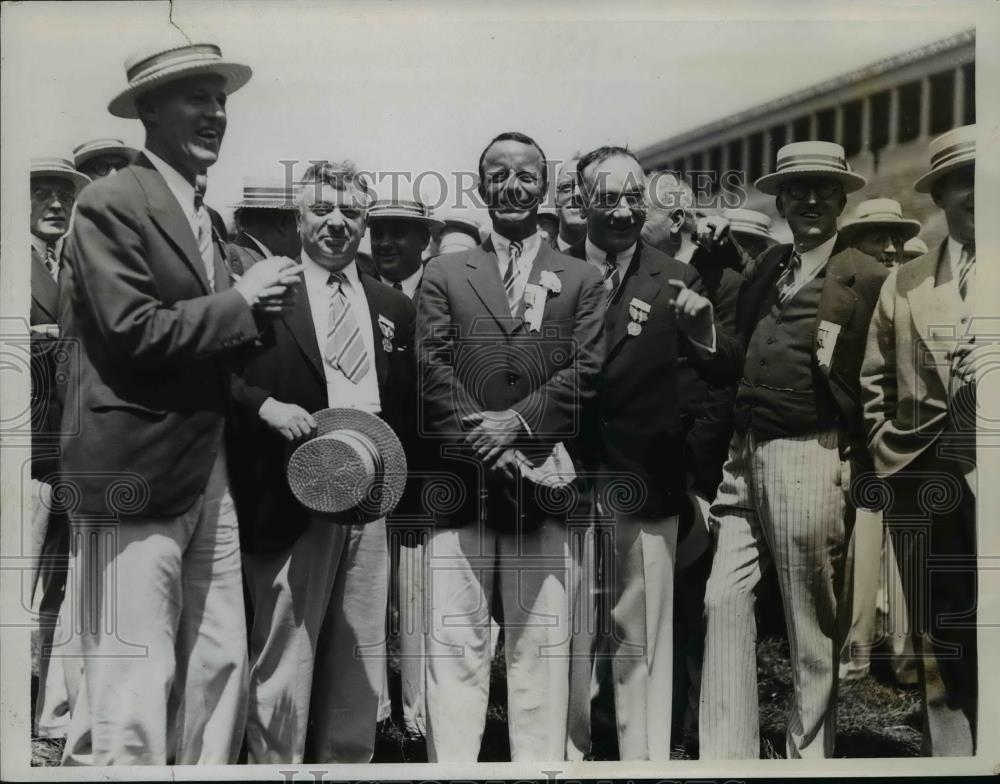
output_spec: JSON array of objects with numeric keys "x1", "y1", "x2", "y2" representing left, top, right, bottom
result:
[
  {"x1": 479, "y1": 139, "x2": 545, "y2": 236},
  {"x1": 555, "y1": 159, "x2": 585, "y2": 236},
  {"x1": 933, "y1": 166, "x2": 974, "y2": 246},
  {"x1": 297, "y1": 182, "x2": 368, "y2": 270},
  {"x1": 537, "y1": 214, "x2": 559, "y2": 244},
  {"x1": 78, "y1": 154, "x2": 130, "y2": 180},
  {"x1": 141, "y1": 74, "x2": 227, "y2": 179},
  {"x1": 582, "y1": 154, "x2": 647, "y2": 255},
  {"x1": 776, "y1": 177, "x2": 845, "y2": 247},
  {"x1": 30, "y1": 176, "x2": 75, "y2": 241},
  {"x1": 852, "y1": 228, "x2": 907, "y2": 268},
  {"x1": 369, "y1": 217, "x2": 428, "y2": 282}
]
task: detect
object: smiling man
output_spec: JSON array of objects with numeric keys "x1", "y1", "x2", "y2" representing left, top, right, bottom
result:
[
  {"x1": 59, "y1": 39, "x2": 303, "y2": 766},
  {"x1": 689, "y1": 142, "x2": 889, "y2": 759},
  {"x1": 554, "y1": 155, "x2": 586, "y2": 250},
  {"x1": 417, "y1": 131, "x2": 605, "y2": 761}
]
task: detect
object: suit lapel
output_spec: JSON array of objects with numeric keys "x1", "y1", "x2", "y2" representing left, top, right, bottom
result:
[
  {"x1": 283, "y1": 280, "x2": 326, "y2": 386},
  {"x1": 814, "y1": 248, "x2": 859, "y2": 381},
  {"x1": 30, "y1": 248, "x2": 59, "y2": 322},
  {"x1": 906, "y1": 242, "x2": 955, "y2": 391},
  {"x1": 132, "y1": 155, "x2": 212, "y2": 295},
  {"x1": 466, "y1": 239, "x2": 517, "y2": 334},
  {"x1": 361, "y1": 275, "x2": 390, "y2": 388},
  {"x1": 607, "y1": 244, "x2": 663, "y2": 357},
  {"x1": 516, "y1": 243, "x2": 567, "y2": 323}
]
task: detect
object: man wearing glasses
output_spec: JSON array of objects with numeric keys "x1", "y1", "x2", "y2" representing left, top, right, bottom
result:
[
  {"x1": 566, "y1": 146, "x2": 740, "y2": 759},
  {"x1": 72, "y1": 138, "x2": 137, "y2": 180},
  {"x1": 688, "y1": 142, "x2": 889, "y2": 758}
]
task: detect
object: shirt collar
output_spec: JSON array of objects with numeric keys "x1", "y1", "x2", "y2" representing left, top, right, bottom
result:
[
  {"x1": 381, "y1": 265, "x2": 423, "y2": 298},
  {"x1": 556, "y1": 234, "x2": 573, "y2": 252},
  {"x1": 301, "y1": 250, "x2": 361, "y2": 289},
  {"x1": 795, "y1": 232, "x2": 838, "y2": 276},
  {"x1": 948, "y1": 236, "x2": 970, "y2": 272},
  {"x1": 491, "y1": 230, "x2": 542, "y2": 261},
  {"x1": 585, "y1": 237, "x2": 635, "y2": 269},
  {"x1": 31, "y1": 233, "x2": 59, "y2": 258},
  {"x1": 143, "y1": 147, "x2": 197, "y2": 217}
]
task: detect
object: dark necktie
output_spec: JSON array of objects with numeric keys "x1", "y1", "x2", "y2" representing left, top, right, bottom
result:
[
  {"x1": 957, "y1": 243, "x2": 975, "y2": 301},
  {"x1": 392, "y1": 281, "x2": 403, "y2": 291},
  {"x1": 604, "y1": 254, "x2": 620, "y2": 298},
  {"x1": 43, "y1": 244, "x2": 59, "y2": 281},
  {"x1": 776, "y1": 251, "x2": 801, "y2": 303}
]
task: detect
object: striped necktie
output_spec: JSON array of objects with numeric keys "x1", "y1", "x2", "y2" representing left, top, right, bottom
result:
[
  {"x1": 325, "y1": 271, "x2": 371, "y2": 384},
  {"x1": 957, "y1": 243, "x2": 975, "y2": 301},
  {"x1": 503, "y1": 240, "x2": 523, "y2": 316},
  {"x1": 776, "y1": 250, "x2": 801, "y2": 304},
  {"x1": 193, "y1": 174, "x2": 215, "y2": 290},
  {"x1": 43, "y1": 244, "x2": 59, "y2": 281},
  {"x1": 603, "y1": 253, "x2": 620, "y2": 298}
]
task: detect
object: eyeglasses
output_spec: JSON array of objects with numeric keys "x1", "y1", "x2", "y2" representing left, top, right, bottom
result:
[
  {"x1": 780, "y1": 181, "x2": 843, "y2": 200},
  {"x1": 31, "y1": 184, "x2": 74, "y2": 204}
]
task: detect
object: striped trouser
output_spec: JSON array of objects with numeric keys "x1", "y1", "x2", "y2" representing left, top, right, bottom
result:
[{"x1": 699, "y1": 429, "x2": 848, "y2": 759}]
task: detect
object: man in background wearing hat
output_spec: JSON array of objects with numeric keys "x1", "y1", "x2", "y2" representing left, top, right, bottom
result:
[
  {"x1": 554, "y1": 155, "x2": 587, "y2": 251},
  {"x1": 228, "y1": 161, "x2": 416, "y2": 763},
  {"x1": 72, "y1": 137, "x2": 136, "y2": 180},
  {"x1": 417, "y1": 131, "x2": 605, "y2": 761},
  {"x1": 861, "y1": 124, "x2": 977, "y2": 755},
  {"x1": 566, "y1": 146, "x2": 739, "y2": 760},
  {"x1": 59, "y1": 40, "x2": 302, "y2": 766},
  {"x1": 840, "y1": 197, "x2": 922, "y2": 269},
  {"x1": 725, "y1": 207, "x2": 777, "y2": 267},
  {"x1": 432, "y1": 213, "x2": 484, "y2": 256},
  {"x1": 28, "y1": 157, "x2": 89, "y2": 740},
  {"x1": 692, "y1": 141, "x2": 889, "y2": 758},
  {"x1": 902, "y1": 236, "x2": 929, "y2": 262},
  {"x1": 228, "y1": 177, "x2": 301, "y2": 275}
]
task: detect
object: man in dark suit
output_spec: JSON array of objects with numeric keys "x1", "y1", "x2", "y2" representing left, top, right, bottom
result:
[
  {"x1": 28, "y1": 157, "x2": 90, "y2": 739},
  {"x1": 58, "y1": 40, "x2": 302, "y2": 766},
  {"x1": 229, "y1": 161, "x2": 416, "y2": 764},
  {"x1": 694, "y1": 142, "x2": 889, "y2": 759},
  {"x1": 417, "y1": 131, "x2": 605, "y2": 761},
  {"x1": 566, "y1": 147, "x2": 740, "y2": 760},
  {"x1": 227, "y1": 177, "x2": 301, "y2": 275}
]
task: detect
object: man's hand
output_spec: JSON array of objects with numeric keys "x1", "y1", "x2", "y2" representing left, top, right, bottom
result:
[
  {"x1": 259, "y1": 397, "x2": 316, "y2": 441},
  {"x1": 692, "y1": 215, "x2": 731, "y2": 252},
  {"x1": 668, "y1": 278, "x2": 715, "y2": 349},
  {"x1": 489, "y1": 448, "x2": 524, "y2": 484},
  {"x1": 234, "y1": 256, "x2": 303, "y2": 317},
  {"x1": 461, "y1": 409, "x2": 525, "y2": 465}
]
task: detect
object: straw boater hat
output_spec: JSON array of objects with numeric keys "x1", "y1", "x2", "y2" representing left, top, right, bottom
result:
[
  {"x1": 31, "y1": 157, "x2": 91, "y2": 192},
  {"x1": 838, "y1": 198, "x2": 922, "y2": 243},
  {"x1": 72, "y1": 138, "x2": 137, "y2": 170},
  {"x1": 438, "y1": 212, "x2": 487, "y2": 243},
  {"x1": 234, "y1": 177, "x2": 299, "y2": 211},
  {"x1": 286, "y1": 408, "x2": 407, "y2": 522},
  {"x1": 754, "y1": 141, "x2": 867, "y2": 196},
  {"x1": 914, "y1": 123, "x2": 975, "y2": 194},
  {"x1": 368, "y1": 197, "x2": 445, "y2": 232},
  {"x1": 723, "y1": 208, "x2": 774, "y2": 242},
  {"x1": 108, "y1": 39, "x2": 252, "y2": 119},
  {"x1": 902, "y1": 236, "x2": 929, "y2": 261}
]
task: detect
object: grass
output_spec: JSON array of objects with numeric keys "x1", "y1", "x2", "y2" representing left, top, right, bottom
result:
[{"x1": 30, "y1": 630, "x2": 921, "y2": 765}]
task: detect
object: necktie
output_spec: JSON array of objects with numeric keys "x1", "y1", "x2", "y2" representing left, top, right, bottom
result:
[
  {"x1": 325, "y1": 271, "x2": 371, "y2": 384},
  {"x1": 503, "y1": 240, "x2": 523, "y2": 316},
  {"x1": 43, "y1": 244, "x2": 59, "y2": 281},
  {"x1": 604, "y1": 254, "x2": 620, "y2": 298},
  {"x1": 391, "y1": 281, "x2": 403, "y2": 291},
  {"x1": 776, "y1": 251, "x2": 801, "y2": 304},
  {"x1": 193, "y1": 174, "x2": 215, "y2": 290},
  {"x1": 957, "y1": 243, "x2": 975, "y2": 301}
]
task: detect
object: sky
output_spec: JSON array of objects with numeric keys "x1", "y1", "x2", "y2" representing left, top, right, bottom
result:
[{"x1": 1, "y1": 0, "x2": 979, "y2": 222}]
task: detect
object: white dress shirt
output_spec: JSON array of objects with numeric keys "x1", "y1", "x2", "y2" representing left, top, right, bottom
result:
[
  {"x1": 380, "y1": 265, "x2": 423, "y2": 300},
  {"x1": 556, "y1": 234, "x2": 573, "y2": 252},
  {"x1": 491, "y1": 230, "x2": 543, "y2": 306},
  {"x1": 789, "y1": 232, "x2": 838, "y2": 292},
  {"x1": 143, "y1": 147, "x2": 214, "y2": 289},
  {"x1": 584, "y1": 237, "x2": 635, "y2": 285},
  {"x1": 301, "y1": 251, "x2": 381, "y2": 414}
]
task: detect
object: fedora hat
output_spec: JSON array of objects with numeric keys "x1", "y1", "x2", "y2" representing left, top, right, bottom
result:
[
  {"x1": 902, "y1": 236, "x2": 929, "y2": 261},
  {"x1": 234, "y1": 177, "x2": 299, "y2": 211},
  {"x1": 31, "y1": 157, "x2": 91, "y2": 192},
  {"x1": 286, "y1": 408, "x2": 407, "y2": 522},
  {"x1": 754, "y1": 141, "x2": 866, "y2": 196},
  {"x1": 723, "y1": 208, "x2": 774, "y2": 242},
  {"x1": 368, "y1": 197, "x2": 445, "y2": 231},
  {"x1": 839, "y1": 198, "x2": 922, "y2": 242},
  {"x1": 914, "y1": 124, "x2": 975, "y2": 194},
  {"x1": 72, "y1": 138, "x2": 137, "y2": 170},
  {"x1": 109, "y1": 39, "x2": 252, "y2": 119}
]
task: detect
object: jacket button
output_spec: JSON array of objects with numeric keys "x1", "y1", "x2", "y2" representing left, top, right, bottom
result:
[
  {"x1": 759, "y1": 359, "x2": 766, "y2": 366},
  {"x1": 775, "y1": 316, "x2": 782, "y2": 324},
  {"x1": 767, "y1": 337, "x2": 774, "y2": 345}
]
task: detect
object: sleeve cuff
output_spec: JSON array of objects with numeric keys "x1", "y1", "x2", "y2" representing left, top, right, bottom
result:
[{"x1": 689, "y1": 324, "x2": 717, "y2": 354}]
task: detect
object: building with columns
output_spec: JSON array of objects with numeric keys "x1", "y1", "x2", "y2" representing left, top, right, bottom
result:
[{"x1": 636, "y1": 29, "x2": 974, "y2": 246}]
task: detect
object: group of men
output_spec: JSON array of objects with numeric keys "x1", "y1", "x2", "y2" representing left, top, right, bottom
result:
[{"x1": 27, "y1": 37, "x2": 977, "y2": 766}]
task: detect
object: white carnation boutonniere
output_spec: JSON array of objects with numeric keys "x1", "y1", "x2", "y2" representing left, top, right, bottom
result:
[
  {"x1": 539, "y1": 270, "x2": 562, "y2": 295},
  {"x1": 524, "y1": 271, "x2": 562, "y2": 332}
]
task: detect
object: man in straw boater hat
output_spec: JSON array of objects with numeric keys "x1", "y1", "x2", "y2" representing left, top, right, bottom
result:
[
  {"x1": 227, "y1": 160, "x2": 417, "y2": 763},
  {"x1": 724, "y1": 207, "x2": 777, "y2": 267},
  {"x1": 58, "y1": 37, "x2": 303, "y2": 766},
  {"x1": 902, "y1": 235, "x2": 929, "y2": 262},
  {"x1": 368, "y1": 190, "x2": 443, "y2": 298},
  {"x1": 27, "y1": 157, "x2": 90, "y2": 740},
  {"x1": 417, "y1": 131, "x2": 606, "y2": 761},
  {"x1": 228, "y1": 176, "x2": 302, "y2": 275},
  {"x1": 861, "y1": 123, "x2": 978, "y2": 755},
  {"x1": 72, "y1": 137, "x2": 137, "y2": 180},
  {"x1": 839, "y1": 197, "x2": 923, "y2": 269},
  {"x1": 682, "y1": 141, "x2": 890, "y2": 758}
]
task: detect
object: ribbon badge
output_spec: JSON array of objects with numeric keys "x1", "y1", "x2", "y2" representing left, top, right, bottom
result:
[
  {"x1": 378, "y1": 314, "x2": 395, "y2": 353},
  {"x1": 627, "y1": 298, "x2": 651, "y2": 337}
]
